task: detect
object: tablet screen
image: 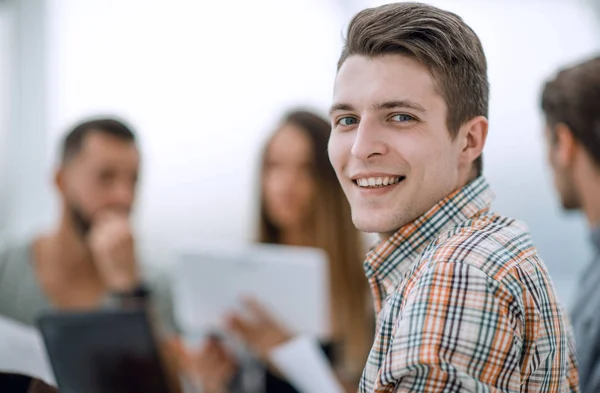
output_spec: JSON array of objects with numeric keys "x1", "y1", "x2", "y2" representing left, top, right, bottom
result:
[
  {"x1": 173, "y1": 243, "x2": 330, "y2": 340},
  {"x1": 37, "y1": 310, "x2": 173, "y2": 393}
]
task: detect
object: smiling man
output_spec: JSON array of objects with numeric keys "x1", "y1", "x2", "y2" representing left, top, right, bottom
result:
[{"x1": 328, "y1": 3, "x2": 579, "y2": 392}]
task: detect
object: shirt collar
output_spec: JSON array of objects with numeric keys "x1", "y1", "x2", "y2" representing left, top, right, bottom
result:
[
  {"x1": 591, "y1": 226, "x2": 600, "y2": 254},
  {"x1": 364, "y1": 176, "x2": 495, "y2": 296}
]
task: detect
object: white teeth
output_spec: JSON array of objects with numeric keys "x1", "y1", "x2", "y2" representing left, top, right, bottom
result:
[{"x1": 355, "y1": 176, "x2": 403, "y2": 188}]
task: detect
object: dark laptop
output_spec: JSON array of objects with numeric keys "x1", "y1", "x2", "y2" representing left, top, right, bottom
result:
[{"x1": 37, "y1": 309, "x2": 174, "y2": 393}]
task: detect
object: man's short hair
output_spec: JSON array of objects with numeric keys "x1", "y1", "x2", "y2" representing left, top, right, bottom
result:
[
  {"x1": 61, "y1": 117, "x2": 137, "y2": 163},
  {"x1": 338, "y1": 2, "x2": 489, "y2": 174},
  {"x1": 541, "y1": 56, "x2": 600, "y2": 167}
]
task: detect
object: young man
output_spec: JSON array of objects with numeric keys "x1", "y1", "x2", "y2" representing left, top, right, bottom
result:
[
  {"x1": 0, "y1": 118, "x2": 172, "y2": 329},
  {"x1": 327, "y1": 3, "x2": 579, "y2": 392},
  {"x1": 541, "y1": 56, "x2": 600, "y2": 393}
]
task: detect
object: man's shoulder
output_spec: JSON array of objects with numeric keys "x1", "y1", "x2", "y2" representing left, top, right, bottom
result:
[
  {"x1": 0, "y1": 235, "x2": 34, "y2": 271},
  {"x1": 405, "y1": 212, "x2": 562, "y2": 322},
  {"x1": 425, "y1": 212, "x2": 545, "y2": 283}
]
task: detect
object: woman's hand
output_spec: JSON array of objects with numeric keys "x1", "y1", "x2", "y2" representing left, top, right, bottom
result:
[
  {"x1": 170, "y1": 336, "x2": 237, "y2": 393},
  {"x1": 226, "y1": 298, "x2": 293, "y2": 361}
]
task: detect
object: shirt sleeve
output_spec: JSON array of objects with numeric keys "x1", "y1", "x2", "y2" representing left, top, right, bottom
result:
[
  {"x1": 146, "y1": 269, "x2": 179, "y2": 337},
  {"x1": 383, "y1": 262, "x2": 522, "y2": 393}
]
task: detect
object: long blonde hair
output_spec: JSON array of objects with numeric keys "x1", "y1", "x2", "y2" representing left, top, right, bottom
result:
[{"x1": 258, "y1": 110, "x2": 372, "y2": 378}]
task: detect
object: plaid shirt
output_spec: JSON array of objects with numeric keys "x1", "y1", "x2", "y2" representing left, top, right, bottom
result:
[{"x1": 359, "y1": 177, "x2": 579, "y2": 393}]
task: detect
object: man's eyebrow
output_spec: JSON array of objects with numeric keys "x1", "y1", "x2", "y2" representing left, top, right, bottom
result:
[
  {"x1": 328, "y1": 100, "x2": 427, "y2": 116},
  {"x1": 373, "y1": 100, "x2": 427, "y2": 113},
  {"x1": 329, "y1": 102, "x2": 355, "y2": 116}
]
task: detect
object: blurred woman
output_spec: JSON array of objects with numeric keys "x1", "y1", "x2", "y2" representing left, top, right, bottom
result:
[{"x1": 182, "y1": 110, "x2": 373, "y2": 392}]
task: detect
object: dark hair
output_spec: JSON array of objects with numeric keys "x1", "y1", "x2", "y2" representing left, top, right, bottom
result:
[
  {"x1": 338, "y1": 2, "x2": 489, "y2": 174},
  {"x1": 258, "y1": 109, "x2": 372, "y2": 377},
  {"x1": 541, "y1": 56, "x2": 600, "y2": 167},
  {"x1": 61, "y1": 117, "x2": 136, "y2": 163}
]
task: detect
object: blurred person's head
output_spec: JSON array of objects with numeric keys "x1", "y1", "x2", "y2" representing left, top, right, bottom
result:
[
  {"x1": 55, "y1": 118, "x2": 139, "y2": 236},
  {"x1": 542, "y1": 56, "x2": 600, "y2": 222},
  {"x1": 328, "y1": 2, "x2": 489, "y2": 238},
  {"x1": 258, "y1": 109, "x2": 371, "y2": 377},
  {"x1": 260, "y1": 113, "x2": 320, "y2": 236}
]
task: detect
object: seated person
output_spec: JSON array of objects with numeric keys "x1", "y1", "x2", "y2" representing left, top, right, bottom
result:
[
  {"x1": 0, "y1": 117, "x2": 173, "y2": 332},
  {"x1": 179, "y1": 110, "x2": 374, "y2": 393}
]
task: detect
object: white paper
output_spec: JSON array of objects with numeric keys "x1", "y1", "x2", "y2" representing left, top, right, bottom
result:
[
  {"x1": 269, "y1": 335, "x2": 344, "y2": 393},
  {"x1": 0, "y1": 315, "x2": 55, "y2": 386},
  {"x1": 173, "y1": 243, "x2": 331, "y2": 340}
]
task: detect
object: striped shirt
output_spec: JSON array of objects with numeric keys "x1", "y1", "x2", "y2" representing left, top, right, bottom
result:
[{"x1": 359, "y1": 177, "x2": 579, "y2": 393}]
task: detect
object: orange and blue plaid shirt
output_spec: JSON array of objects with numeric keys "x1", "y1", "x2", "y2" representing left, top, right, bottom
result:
[{"x1": 359, "y1": 177, "x2": 579, "y2": 393}]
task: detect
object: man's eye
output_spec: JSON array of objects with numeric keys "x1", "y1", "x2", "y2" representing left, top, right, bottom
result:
[
  {"x1": 391, "y1": 114, "x2": 415, "y2": 122},
  {"x1": 338, "y1": 117, "x2": 358, "y2": 126}
]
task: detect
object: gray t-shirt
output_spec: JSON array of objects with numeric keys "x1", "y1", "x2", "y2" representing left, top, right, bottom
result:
[
  {"x1": 0, "y1": 238, "x2": 178, "y2": 334},
  {"x1": 571, "y1": 227, "x2": 600, "y2": 393},
  {"x1": 0, "y1": 239, "x2": 51, "y2": 326}
]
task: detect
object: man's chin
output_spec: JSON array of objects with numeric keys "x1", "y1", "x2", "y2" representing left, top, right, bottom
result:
[
  {"x1": 351, "y1": 214, "x2": 402, "y2": 237},
  {"x1": 561, "y1": 201, "x2": 581, "y2": 211},
  {"x1": 67, "y1": 204, "x2": 93, "y2": 237},
  {"x1": 560, "y1": 195, "x2": 581, "y2": 211}
]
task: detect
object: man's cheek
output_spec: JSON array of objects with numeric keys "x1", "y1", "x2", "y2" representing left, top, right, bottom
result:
[{"x1": 327, "y1": 138, "x2": 344, "y2": 171}]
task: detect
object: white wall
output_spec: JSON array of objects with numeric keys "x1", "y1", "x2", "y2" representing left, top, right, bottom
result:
[
  {"x1": 40, "y1": 0, "x2": 600, "y2": 306},
  {"x1": 46, "y1": 0, "x2": 345, "y2": 265},
  {"x1": 0, "y1": 2, "x2": 13, "y2": 228},
  {"x1": 1, "y1": 0, "x2": 50, "y2": 239}
]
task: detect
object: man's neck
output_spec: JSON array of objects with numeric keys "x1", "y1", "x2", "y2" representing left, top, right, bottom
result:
[
  {"x1": 581, "y1": 184, "x2": 600, "y2": 228},
  {"x1": 577, "y1": 163, "x2": 600, "y2": 228},
  {"x1": 37, "y1": 222, "x2": 97, "y2": 280},
  {"x1": 29, "y1": 214, "x2": 110, "y2": 310},
  {"x1": 377, "y1": 172, "x2": 481, "y2": 242}
]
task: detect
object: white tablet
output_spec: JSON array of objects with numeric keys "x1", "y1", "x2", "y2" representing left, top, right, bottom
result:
[{"x1": 172, "y1": 243, "x2": 330, "y2": 341}]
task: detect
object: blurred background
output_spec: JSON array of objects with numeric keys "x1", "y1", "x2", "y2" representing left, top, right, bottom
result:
[{"x1": 0, "y1": 0, "x2": 598, "y2": 309}]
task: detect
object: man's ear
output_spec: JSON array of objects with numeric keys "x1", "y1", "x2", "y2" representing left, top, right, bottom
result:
[
  {"x1": 54, "y1": 166, "x2": 66, "y2": 195},
  {"x1": 458, "y1": 115, "x2": 488, "y2": 168},
  {"x1": 553, "y1": 123, "x2": 577, "y2": 167}
]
